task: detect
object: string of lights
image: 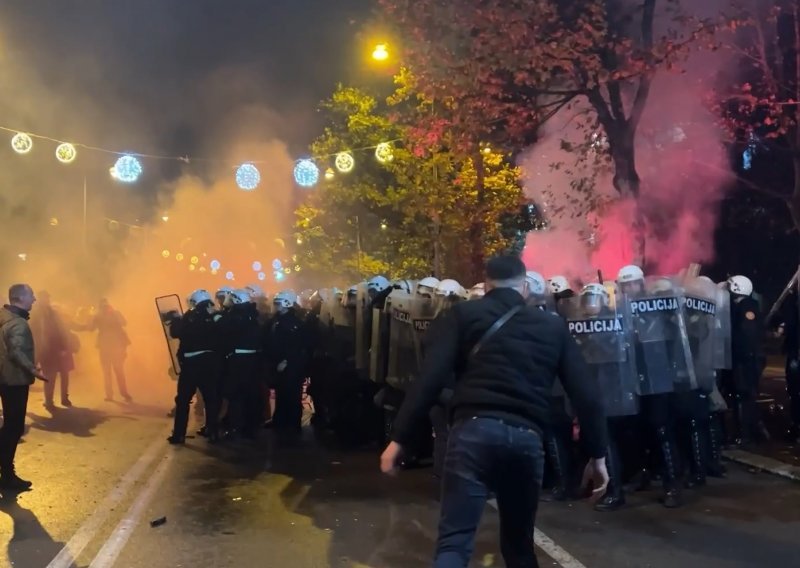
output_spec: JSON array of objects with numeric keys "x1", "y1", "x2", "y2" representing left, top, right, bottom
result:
[{"x1": 0, "y1": 124, "x2": 403, "y2": 189}]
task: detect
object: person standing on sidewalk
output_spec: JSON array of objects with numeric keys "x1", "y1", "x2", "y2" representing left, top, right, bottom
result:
[
  {"x1": 0, "y1": 284, "x2": 48, "y2": 491},
  {"x1": 381, "y1": 256, "x2": 609, "y2": 568}
]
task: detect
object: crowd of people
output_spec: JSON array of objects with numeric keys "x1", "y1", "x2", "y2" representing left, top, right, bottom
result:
[{"x1": 0, "y1": 253, "x2": 791, "y2": 566}]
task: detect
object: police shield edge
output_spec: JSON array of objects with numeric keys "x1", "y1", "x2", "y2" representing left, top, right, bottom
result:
[
  {"x1": 619, "y1": 276, "x2": 697, "y2": 395},
  {"x1": 562, "y1": 295, "x2": 639, "y2": 417},
  {"x1": 155, "y1": 294, "x2": 184, "y2": 376},
  {"x1": 355, "y1": 282, "x2": 371, "y2": 376},
  {"x1": 713, "y1": 284, "x2": 733, "y2": 371},
  {"x1": 682, "y1": 277, "x2": 719, "y2": 392}
]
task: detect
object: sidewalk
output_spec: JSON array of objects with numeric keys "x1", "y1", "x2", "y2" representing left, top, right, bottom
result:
[{"x1": 722, "y1": 365, "x2": 800, "y2": 482}]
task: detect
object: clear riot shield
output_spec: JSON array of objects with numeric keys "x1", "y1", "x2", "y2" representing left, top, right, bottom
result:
[
  {"x1": 682, "y1": 277, "x2": 718, "y2": 392},
  {"x1": 369, "y1": 304, "x2": 390, "y2": 383},
  {"x1": 562, "y1": 295, "x2": 639, "y2": 417},
  {"x1": 155, "y1": 295, "x2": 183, "y2": 375},
  {"x1": 620, "y1": 277, "x2": 697, "y2": 395},
  {"x1": 355, "y1": 282, "x2": 373, "y2": 375},
  {"x1": 433, "y1": 294, "x2": 465, "y2": 318},
  {"x1": 527, "y1": 291, "x2": 557, "y2": 313},
  {"x1": 331, "y1": 292, "x2": 356, "y2": 362},
  {"x1": 713, "y1": 285, "x2": 732, "y2": 371},
  {"x1": 386, "y1": 292, "x2": 418, "y2": 391}
]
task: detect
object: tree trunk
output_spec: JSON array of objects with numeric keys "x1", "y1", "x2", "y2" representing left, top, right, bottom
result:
[
  {"x1": 468, "y1": 151, "x2": 487, "y2": 284},
  {"x1": 610, "y1": 128, "x2": 646, "y2": 266},
  {"x1": 431, "y1": 218, "x2": 443, "y2": 278}
]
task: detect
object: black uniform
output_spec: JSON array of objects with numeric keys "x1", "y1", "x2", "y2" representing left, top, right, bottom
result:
[
  {"x1": 168, "y1": 302, "x2": 222, "y2": 443},
  {"x1": 263, "y1": 308, "x2": 310, "y2": 435},
  {"x1": 726, "y1": 294, "x2": 765, "y2": 443},
  {"x1": 219, "y1": 302, "x2": 262, "y2": 438}
]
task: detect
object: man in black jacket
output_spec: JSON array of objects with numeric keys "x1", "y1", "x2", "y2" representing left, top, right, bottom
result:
[{"x1": 381, "y1": 256, "x2": 608, "y2": 568}]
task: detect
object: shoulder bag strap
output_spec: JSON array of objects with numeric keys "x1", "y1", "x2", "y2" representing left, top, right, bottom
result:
[{"x1": 468, "y1": 304, "x2": 524, "y2": 359}]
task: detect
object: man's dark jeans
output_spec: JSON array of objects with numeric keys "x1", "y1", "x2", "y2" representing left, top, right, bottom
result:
[{"x1": 435, "y1": 416, "x2": 545, "y2": 568}]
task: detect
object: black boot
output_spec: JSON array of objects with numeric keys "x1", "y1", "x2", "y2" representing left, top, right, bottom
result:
[
  {"x1": 594, "y1": 441, "x2": 625, "y2": 512},
  {"x1": 656, "y1": 427, "x2": 682, "y2": 508},
  {"x1": 707, "y1": 413, "x2": 727, "y2": 478},
  {"x1": 685, "y1": 419, "x2": 708, "y2": 489},
  {"x1": 0, "y1": 466, "x2": 33, "y2": 491},
  {"x1": 545, "y1": 432, "x2": 570, "y2": 501}
]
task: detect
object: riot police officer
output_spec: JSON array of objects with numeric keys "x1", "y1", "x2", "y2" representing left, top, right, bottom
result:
[
  {"x1": 725, "y1": 275, "x2": 767, "y2": 444},
  {"x1": 263, "y1": 290, "x2": 310, "y2": 440},
  {"x1": 167, "y1": 289, "x2": 223, "y2": 444},
  {"x1": 219, "y1": 289, "x2": 262, "y2": 440},
  {"x1": 617, "y1": 265, "x2": 688, "y2": 508},
  {"x1": 564, "y1": 283, "x2": 639, "y2": 510},
  {"x1": 549, "y1": 275, "x2": 575, "y2": 306}
]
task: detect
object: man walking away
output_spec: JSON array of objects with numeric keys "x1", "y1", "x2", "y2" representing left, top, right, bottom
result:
[
  {"x1": 381, "y1": 256, "x2": 609, "y2": 568},
  {"x1": 0, "y1": 284, "x2": 48, "y2": 491}
]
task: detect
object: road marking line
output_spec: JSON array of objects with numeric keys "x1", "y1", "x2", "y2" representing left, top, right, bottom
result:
[
  {"x1": 488, "y1": 499, "x2": 588, "y2": 568},
  {"x1": 89, "y1": 451, "x2": 174, "y2": 568},
  {"x1": 46, "y1": 431, "x2": 170, "y2": 568},
  {"x1": 723, "y1": 448, "x2": 800, "y2": 482}
]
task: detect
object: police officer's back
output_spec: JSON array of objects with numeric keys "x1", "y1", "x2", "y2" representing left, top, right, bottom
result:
[{"x1": 167, "y1": 289, "x2": 222, "y2": 444}]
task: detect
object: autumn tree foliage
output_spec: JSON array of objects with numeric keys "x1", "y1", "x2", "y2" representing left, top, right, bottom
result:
[
  {"x1": 294, "y1": 83, "x2": 527, "y2": 285},
  {"x1": 717, "y1": 0, "x2": 800, "y2": 232},
  {"x1": 378, "y1": 0, "x2": 713, "y2": 262}
]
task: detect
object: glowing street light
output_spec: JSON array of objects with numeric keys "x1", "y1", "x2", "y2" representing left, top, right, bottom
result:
[{"x1": 372, "y1": 43, "x2": 389, "y2": 62}]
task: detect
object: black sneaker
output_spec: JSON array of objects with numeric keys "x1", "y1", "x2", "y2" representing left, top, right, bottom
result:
[
  {"x1": 167, "y1": 435, "x2": 185, "y2": 445},
  {"x1": 0, "y1": 470, "x2": 33, "y2": 491}
]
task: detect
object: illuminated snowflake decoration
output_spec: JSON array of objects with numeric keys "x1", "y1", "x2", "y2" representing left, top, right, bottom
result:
[
  {"x1": 113, "y1": 155, "x2": 143, "y2": 183},
  {"x1": 236, "y1": 163, "x2": 260, "y2": 191},
  {"x1": 294, "y1": 159, "x2": 319, "y2": 187},
  {"x1": 11, "y1": 132, "x2": 33, "y2": 154},
  {"x1": 55, "y1": 143, "x2": 77, "y2": 164},
  {"x1": 335, "y1": 151, "x2": 355, "y2": 173},
  {"x1": 375, "y1": 142, "x2": 394, "y2": 163}
]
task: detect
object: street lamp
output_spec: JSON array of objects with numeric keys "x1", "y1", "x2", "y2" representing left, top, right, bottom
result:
[{"x1": 372, "y1": 43, "x2": 389, "y2": 62}]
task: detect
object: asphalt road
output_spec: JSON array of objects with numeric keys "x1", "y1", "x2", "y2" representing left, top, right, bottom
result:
[{"x1": 2, "y1": 373, "x2": 800, "y2": 568}]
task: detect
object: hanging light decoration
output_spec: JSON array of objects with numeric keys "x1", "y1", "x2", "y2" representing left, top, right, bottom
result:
[
  {"x1": 294, "y1": 159, "x2": 320, "y2": 187},
  {"x1": 112, "y1": 155, "x2": 143, "y2": 183},
  {"x1": 225, "y1": 271, "x2": 235, "y2": 281},
  {"x1": 252, "y1": 261, "x2": 262, "y2": 271},
  {"x1": 175, "y1": 253, "x2": 185, "y2": 262},
  {"x1": 11, "y1": 132, "x2": 33, "y2": 154},
  {"x1": 324, "y1": 167, "x2": 335, "y2": 181},
  {"x1": 375, "y1": 142, "x2": 394, "y2": 164},
  {"x1": 162, "y1": 250, "x2": 170, "y2": 258},
  {"x1": 257, "y1": 272, "x2": 266, "y2": 281},
  {"x1": 55, "y1": 143, "x2": 77, "y2": 164},
  {"x1": 190, "y1": 256, "x2": 199, "y2": 265},
  {"x1": 210, "y1": 259, "x2": 221, "y2": 271},
  {"x1": 235, "y1": 163, "x2": 261, "y2": 191},
  {"x1": 335, "y1": 151, "x2": 355, "y2": 173}
]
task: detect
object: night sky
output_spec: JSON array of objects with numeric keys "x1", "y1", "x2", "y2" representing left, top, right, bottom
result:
[{"x1": 0, "y1": 0, "x2": 374, "y2": 158}]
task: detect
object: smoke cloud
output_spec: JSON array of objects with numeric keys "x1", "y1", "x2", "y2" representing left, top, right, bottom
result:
[
  {"x1": 0, "y1": 12, "x2": 300, "y2": 406},
  {"x1": 520, "y1": 0, "x2": 733, "y2": 285}
]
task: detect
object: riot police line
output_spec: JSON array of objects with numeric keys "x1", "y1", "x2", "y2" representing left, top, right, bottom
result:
[{"x1": 152, "y1": 266, "x2": 761, "y2": 512}]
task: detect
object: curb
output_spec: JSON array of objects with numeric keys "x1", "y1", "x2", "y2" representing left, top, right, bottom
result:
[{"x1": 722, "y1": 448, "x2": 800, "y2": 482}]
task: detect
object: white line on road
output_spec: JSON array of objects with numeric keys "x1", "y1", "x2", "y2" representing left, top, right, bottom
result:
[
  {"x1": 89, "y1": 450, "x2": 174, "y2": 568},
  {"x1": 46, "y1": 431, "x2": 170, "y2": 568},
  {"x1": 487, "y1": 499, "x2": 587, "y2": 568}
]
